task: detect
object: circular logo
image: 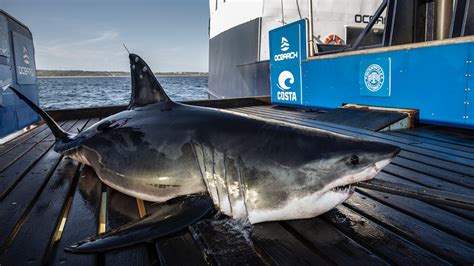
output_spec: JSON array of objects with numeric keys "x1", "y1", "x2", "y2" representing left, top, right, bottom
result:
[
  {"x1": 364, "y1": 64, "x2": 384, "y2": 92},
  {"x1": 277, "y1": 70, "x2": 294, "y2": 90}
]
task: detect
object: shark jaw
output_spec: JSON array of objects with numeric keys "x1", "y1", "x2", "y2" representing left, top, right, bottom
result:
[
  {"x1": 328, "y1": 157, "x2": 392, "y2": 193},
  {"x1": 247, "y1": 158, "x2": 392, "y2": 224}
]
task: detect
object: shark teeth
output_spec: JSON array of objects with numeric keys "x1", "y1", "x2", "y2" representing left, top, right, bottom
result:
[{"x1": 330, "y1": 185, "x2": 355, "y2": 194}]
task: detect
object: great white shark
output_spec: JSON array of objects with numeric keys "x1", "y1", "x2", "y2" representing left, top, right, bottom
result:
[{"x1": 8, "y1": 54, "x2": 400, "y2": 253}]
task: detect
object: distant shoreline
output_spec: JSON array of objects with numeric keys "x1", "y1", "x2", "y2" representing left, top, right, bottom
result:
[
  {"x1": 37, "y1": 70, "x2": 208, "y2": 78},
  {"x1": 38, "y1": 74, "x2": 208, "y2": 78}
]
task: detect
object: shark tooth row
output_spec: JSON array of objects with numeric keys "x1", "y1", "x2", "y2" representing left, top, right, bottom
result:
[{"x1": 331, "y1": 185, "x2": 355, "y2": 193}]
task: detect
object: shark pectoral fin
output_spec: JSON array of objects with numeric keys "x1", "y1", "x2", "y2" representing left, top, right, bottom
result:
[{"x1": 64, "y1": 195, "x2": 214, "y2": 254}]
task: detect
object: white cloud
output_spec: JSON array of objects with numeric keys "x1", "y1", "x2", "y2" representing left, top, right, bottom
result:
[{"x1": 35, "y1": 30, "x2": 128, "y2": 70}]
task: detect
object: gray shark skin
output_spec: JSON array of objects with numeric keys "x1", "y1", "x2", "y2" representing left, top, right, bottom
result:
[{"x1": 8, "y1": 54, "x2": 400, "y2": 253}]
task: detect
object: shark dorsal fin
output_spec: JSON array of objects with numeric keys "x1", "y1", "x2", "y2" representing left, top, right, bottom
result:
[{"x1": 128, "y1": 54, "x2": 171, "y2": 109}]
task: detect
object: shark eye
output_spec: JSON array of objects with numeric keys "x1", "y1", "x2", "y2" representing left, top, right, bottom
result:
[{"x1": 350, "y1": 155, "x2": 359, "y2": 165}]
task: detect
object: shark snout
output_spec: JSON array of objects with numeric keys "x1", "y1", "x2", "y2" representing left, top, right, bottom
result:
[
  {"x1": 374, "y1": 143, "x2": 401, "y2": 167},
  {"x1": 363, "y1": 141, "x2": 400, "y2": 177},
  {"x1": 324, "y1": 141, "x2": 401, "y2": 193}
]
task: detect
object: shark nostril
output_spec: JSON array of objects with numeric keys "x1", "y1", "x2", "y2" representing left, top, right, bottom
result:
[{"x1": 350, "y1": 155, "x2": 359, "y2": 165}]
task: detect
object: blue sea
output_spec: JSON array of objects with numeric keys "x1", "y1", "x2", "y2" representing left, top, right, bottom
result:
[{"x1": 38, "y1": 76, "x2": 209, "y2": 109}]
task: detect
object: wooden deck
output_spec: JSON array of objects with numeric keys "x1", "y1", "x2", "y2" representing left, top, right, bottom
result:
[{"x1": 0, "y1": 103, "x2": 473, "y2": 265}]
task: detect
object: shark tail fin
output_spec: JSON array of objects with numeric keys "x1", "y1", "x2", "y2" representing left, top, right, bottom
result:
[
  {"x1": 128, "y1": 54, "x2": 172, "y2": 109},
  {"x1": 64, "y1": 195, "x2": 213, "y2": 253},
  {"x1": 8, "y1": 86, "x2": 71, "y2": 141}
]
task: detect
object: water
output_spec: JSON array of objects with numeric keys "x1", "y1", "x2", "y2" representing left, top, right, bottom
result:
[{"x1": 38, "y1": 76, "x2": 208, "y2": 109}]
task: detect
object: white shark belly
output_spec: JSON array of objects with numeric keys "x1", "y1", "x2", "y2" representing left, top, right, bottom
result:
[{"x1": 246, "y1": 190, "x2": 350, "y2": 224}]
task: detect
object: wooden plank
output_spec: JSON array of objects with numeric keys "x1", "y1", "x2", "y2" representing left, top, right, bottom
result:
[
  {"x1": 189, "y1": 219, "x2": 264, "y2": 265},
  {"x1": 0, "y1": 149, "x2": 63, "y2": 249},
  {"x1": 345, "y1": 193, "x2": 474, "y2": 264},
  {"x1": 398, "y1": 151, "x2": 474, "y2": 177},
  {"x1": 183, "y1": 96, "x2": 270, "y2": 109},
  {"x1": 433, "y1": 204, "x2": 474, "y2": 221},
  {"x1": 376, "y1": 172, "x2": 474, "y2": 221},
  {"x1": 392, "y1": 157, "x2": 474, "y2": 189},
  {"x1": 322, "y1": 205, "x2": 449, "y2": 264},
  {"x1": 0, "y1": 157, "x2": 80, "y2": 265},
  {"x1": 237, "y1": 106, "x2": 330, "y2": 125},
  {"x1": 283, "y1": 218, "x2": 388, "y2": 265},
  {"x1": 411, "y1": 141, "x2": 474, "y2": 161},
  {"x1": 382, "y1": 164, "x2": 474, "y2": 195},
  {"x1": 286, "y1": 107, "x2": 406, "y2": 131},
  {"x1": 242, "y1": 106, "x2": 399, "y2": 143},
  {"x1": 0, "y1": 119, "x2": 89, "y2": 249},
  {"x1": 0, "y1": 120, "x2": 84, "y2": 199},
  {"x1": 355, "y1": 184, "x2": 474, "y2": 243},
  {"x1": 0, "y1": 118, "x2": 93, "y2": 265},
  {"x1": 149, "y1": 200, "x2": 207, "y2": 265},
  {"x1": 46, "y1": 165, "x2": 101, "y2": 266},
  {"x1": 0, "y1": 120, "x2": 71, "y2": 172},
  {"x1": 402, "y1": 128, "x2": 474, "y2": 148},
  {"x1": 155, "y1": 233, "x2": 208, "y2": 266},
  {"x1": 0, "y1": 140, "x2": 56, "y2": 199},
  {"x1": 104, "y1": 187, "x2": 150, "y2": 266},
  {"x1": 251, "y1": 222, "x2": 331, "y2": 265},
  {"x1": 0, "y1": 123, "x2": 48, "y2": 156},
  {"x1": 385, "y1": 130, "x2": 474, "y2": 154}
]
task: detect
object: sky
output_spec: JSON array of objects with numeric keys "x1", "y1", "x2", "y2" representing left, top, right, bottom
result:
[{"x1": 0, "y1": 0, "x2": 209, "y2": 72}]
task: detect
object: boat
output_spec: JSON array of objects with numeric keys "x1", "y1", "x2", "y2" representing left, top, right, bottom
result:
[
  {"x1": 0, "y1": 9, "x2": 39, "y2": 140},
  {"x1": 208, "y1": 0, "x2": 385, "y2": 99},
  {"x1": 1, "y1": 1, "x2": 474, "y2": 264}
]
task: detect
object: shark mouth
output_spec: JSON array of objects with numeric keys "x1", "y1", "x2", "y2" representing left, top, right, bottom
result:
[{"x1": 325, "y1": 158, "x2": 392, "y2": 196}]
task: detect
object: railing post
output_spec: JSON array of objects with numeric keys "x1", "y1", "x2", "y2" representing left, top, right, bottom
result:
[{"x1": 308, "y1": 0, "x2": 314, "y2": 56}]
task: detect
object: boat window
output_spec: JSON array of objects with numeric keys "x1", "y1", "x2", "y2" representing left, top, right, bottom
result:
[
  {"x1": 451, "y1": 0, "x2": 474, "y2": 38},
  {"x1": 346, "y1": 27, "x2": 384, "y2": 47},
  {"x1": 0, "y1": 15, "x2": 10, "y2": 58}
]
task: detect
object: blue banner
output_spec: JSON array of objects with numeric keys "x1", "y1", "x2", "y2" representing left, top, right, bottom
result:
[
  {"x1": 13, "y1": 32, "x2": 36, "y2": 85},
  {"x1": 269, "y1": 19, "x2": 307, "y2": 106}
]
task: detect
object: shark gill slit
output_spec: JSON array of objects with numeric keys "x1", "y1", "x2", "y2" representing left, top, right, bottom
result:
[
  {"x1": 199, "y1": 143, "x2": 216, "y2": 203},
  {"x1": 237, "y1": 156, "x2": 249, "y2": 218},
  {"x1": 190, "y1": 142, "x2": 207, "y2": 190},
  {"x1": 223, "y1": 150, "x2": 234, "y2": 215},
  {"x1": 202, "y1": 144, "x2": 219, "y2": 206},
  {"x1": 211, "y1": 146, "x2": 221, "y2": 208},
  {"x1": 215, "y1": 149, "x2": 225, "y2": 211}
]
